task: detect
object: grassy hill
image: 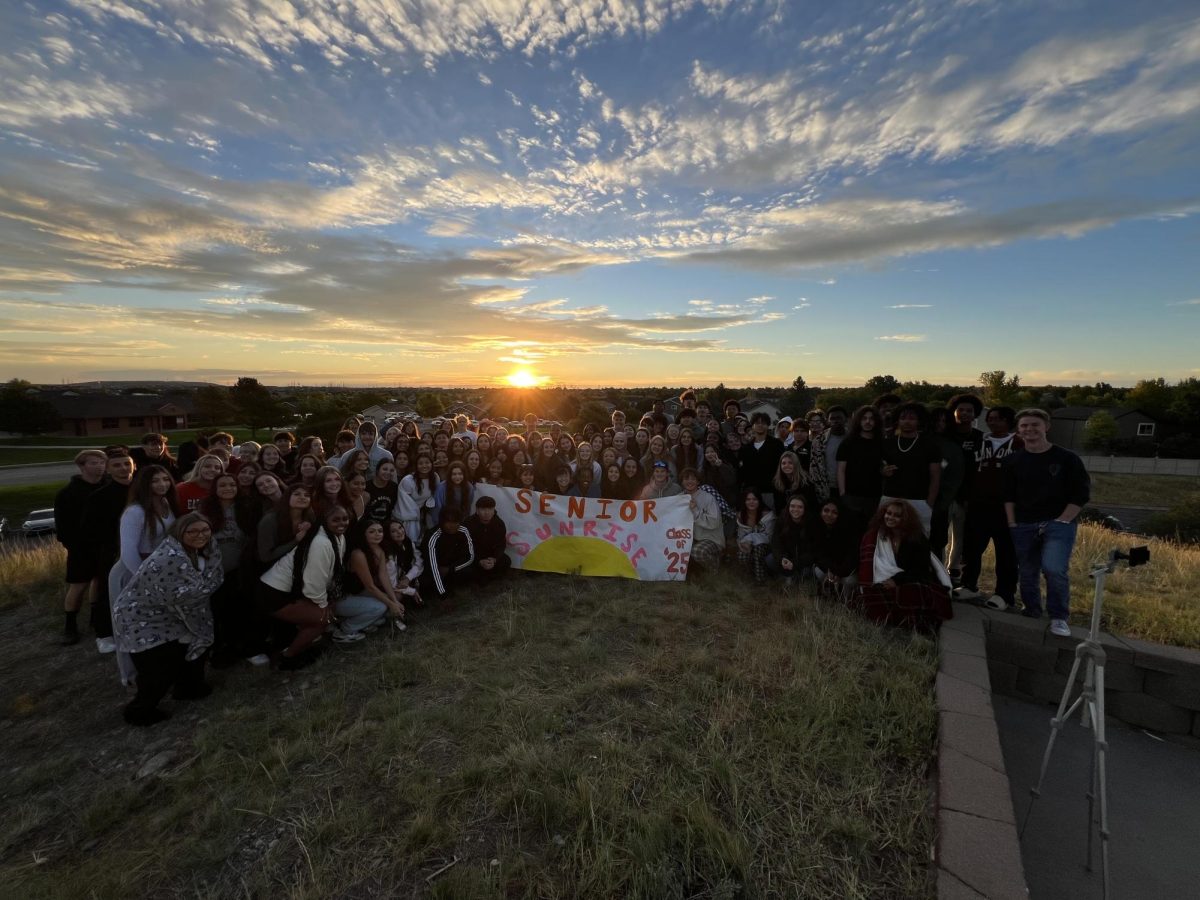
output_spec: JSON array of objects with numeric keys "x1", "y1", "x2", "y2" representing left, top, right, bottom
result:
[{"x1": 1, "y1": 562, "x2": 938, "y2": 899}]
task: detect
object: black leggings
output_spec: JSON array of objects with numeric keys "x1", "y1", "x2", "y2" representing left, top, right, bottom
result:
[{"x1": 125, "y1": 641, "x2": 208, "y2": 724}]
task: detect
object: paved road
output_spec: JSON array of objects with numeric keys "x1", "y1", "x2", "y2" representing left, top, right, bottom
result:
[
  {"x1": 994, "y1": 692, "x2": 1200, "y2": 899},
  {"x1": 0, "y1": 462, "x2": 75, "y2": 487}
]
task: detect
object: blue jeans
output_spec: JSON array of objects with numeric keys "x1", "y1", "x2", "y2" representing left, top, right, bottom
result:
[
  {"x1": 1009, "y1": 521, "x2": 1077, "y2": 620},
  {"x1": 334, "y1": 594, "x2": 388, "y2": 634}
]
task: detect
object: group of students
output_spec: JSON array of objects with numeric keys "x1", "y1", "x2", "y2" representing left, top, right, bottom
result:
[{"x1": 52, "y1": 388, "x2": 1088, "y2": 725}]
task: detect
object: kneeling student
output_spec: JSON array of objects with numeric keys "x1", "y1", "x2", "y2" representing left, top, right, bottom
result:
[
  {"x1": 465, "y1": 495, "x2": 512, "y2": 585},
  {"x1": 421, "y1": 507, "x2": 475, "y2": 599}
]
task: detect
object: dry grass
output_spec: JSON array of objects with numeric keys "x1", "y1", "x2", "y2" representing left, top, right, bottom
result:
[
  {"x1": 1066, "y1": 524, "x2": 1200, "y2": 649},
  {"x1": 962, "y1": 522, "x2": 1200, "y2": 649},
  {"x1": 0, "y1": 538, "x2": 64, "y2": 610}
]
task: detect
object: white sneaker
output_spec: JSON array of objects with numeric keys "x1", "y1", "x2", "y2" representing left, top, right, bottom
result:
[
  {"x1": 245, "y1": 653, "x2": 271, "y2": 667},
  {"x1": 952, "y1": 587, "x2": 982, "y2": 601},
  {"x1": 332, "y1": 629, "x2": 365, "y2": 643},
  {"x1": 1049, "y1": 619, "x2": 1072, "y2": 637},
  {"x1": 983, "y1": 595, "x2": 1009, "y2": 611},
  {"x1": 95, "y1": 637, "x2": 116, "y2": 654}
]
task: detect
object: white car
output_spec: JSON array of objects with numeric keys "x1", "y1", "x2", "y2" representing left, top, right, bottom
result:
[{"x1": 21, "y1": 508, "x2": 56, "y2": 535}]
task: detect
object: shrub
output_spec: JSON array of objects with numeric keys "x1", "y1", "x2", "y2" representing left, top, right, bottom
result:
[{"x1": 1142, "y1": 496, "x2": 1200, "y2": 544}]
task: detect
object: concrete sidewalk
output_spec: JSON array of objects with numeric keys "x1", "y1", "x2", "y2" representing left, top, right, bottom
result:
[{"x1": 993, "y1": 692, "x2": 1200, "y2": 899}]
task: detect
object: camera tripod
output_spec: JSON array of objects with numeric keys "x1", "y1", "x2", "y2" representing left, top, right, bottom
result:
[{"x1": 1020, "y1": 546, "x2": 1149, "y2": 900}]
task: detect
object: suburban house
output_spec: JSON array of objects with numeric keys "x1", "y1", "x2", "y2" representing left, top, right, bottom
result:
[
  {"x1": 39, "y1": 390, "x2": 193, "y2": 437},
  {"x1": 1050, "y1": 406, "x2": 1160, "y2": 452},
  {"x1": 739, "y1": 396, "x2": 785, "y2": 423}
]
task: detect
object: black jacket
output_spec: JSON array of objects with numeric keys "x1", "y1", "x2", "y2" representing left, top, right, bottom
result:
[
  {"x1": 809, "y1": 521, "x2": 857, "y2": 578},
  {"x1": 80, "y1": 480, "x2": 130, "y2": 563},
  {"x1": 53, "y1": 475, "x2": 102, "y2": 551},
  {"x1": 771, "y1": 516, "x2": 814, "y2": 569},
  {"x1": 465, "y1": 513, "x2": 507, "y2": 561},
  {"x1": 737, "y1": 436, "x2": 785, "y2": 496}
]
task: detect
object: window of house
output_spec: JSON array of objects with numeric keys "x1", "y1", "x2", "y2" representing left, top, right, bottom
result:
[
  {"x1": 101, "y1": 417, "x2": 120, "y2": 429},
  {"x1": 128, "y1": 417, "x2": 145, "y2": 428},
  {"x1": 1137, "y1": 423, "x2": 1155, "y2": 437}
]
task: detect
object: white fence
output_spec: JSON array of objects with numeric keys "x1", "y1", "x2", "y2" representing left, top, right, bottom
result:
[{"x1": 1080, "y1": 456, "x2": 1200, "y2": 476}]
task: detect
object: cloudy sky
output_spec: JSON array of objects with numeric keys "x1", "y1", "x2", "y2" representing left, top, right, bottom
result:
[{"x1": 1, "y1": 0, "x2": 1197, "y2": 388}]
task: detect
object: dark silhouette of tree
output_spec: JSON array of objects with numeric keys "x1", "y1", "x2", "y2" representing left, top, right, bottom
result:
[
  {"x1": 0, "y1": 380, "x2": 60, "y2": 434},
  {"x1": 231, "y1": 377, "x2": 282, "y2": 436}
]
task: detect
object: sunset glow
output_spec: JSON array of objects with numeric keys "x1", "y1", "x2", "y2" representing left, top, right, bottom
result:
[
  {"x1": 0, "y1": 3, "x2": 1197, "y2": 387},
  {"x1": 505, "y1": 369, "x2": 547, "y2": 389}
]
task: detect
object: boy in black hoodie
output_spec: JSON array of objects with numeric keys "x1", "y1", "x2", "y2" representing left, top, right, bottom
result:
[
  {"x1": 54, "y1": 449, "x2": 107, "y2": 645},
  {"x1": 465, "y1": 495, "x2": 511, "y2": 586},
  {"x1": 80, "y1": 452, "x2": 137, "y2": 653},
  {"x1": 422, "y1": 508, "x2": 475, "y2": 599}
]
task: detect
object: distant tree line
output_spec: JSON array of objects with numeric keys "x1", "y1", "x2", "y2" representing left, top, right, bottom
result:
[{"x1": 7, "y1": 374, "x2": 1200, "y2": 456}]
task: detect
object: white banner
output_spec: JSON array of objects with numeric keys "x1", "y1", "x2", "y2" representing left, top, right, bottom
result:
[{"x1": 473, "y1": 484, "x2": 695, "y2": 581}]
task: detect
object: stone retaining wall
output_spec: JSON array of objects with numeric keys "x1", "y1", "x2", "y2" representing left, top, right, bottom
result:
[
  {"x1": 935, "y1": 605, "x2": 1028, "y2": 899},
  {"x1": 982, "y1": 610, "x2": 1200, "y2": 737}
]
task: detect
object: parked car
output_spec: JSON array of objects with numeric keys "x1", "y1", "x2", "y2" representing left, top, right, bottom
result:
[{"x1": 21, "y1": 508, "x2": 56, "y2": 536}]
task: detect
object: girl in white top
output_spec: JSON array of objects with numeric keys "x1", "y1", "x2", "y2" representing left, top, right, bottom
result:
[
  {"x1": 109, "y1": 465, "x2": 179, "y2": 685},
  {"x1": 394, "y1": 454, "x2": 438, "y2": 542}
]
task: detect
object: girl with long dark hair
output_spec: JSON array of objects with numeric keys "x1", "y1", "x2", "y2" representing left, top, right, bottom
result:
[
  {"x1": 111, "y1": 465, "x2": 180, "y2": 686},
  {"x1": 736, "y1": 489, "x2": 774, "y2": 584},
  {"x1": 258, "y1": 505, "x2": 351, "y2": 668},
  {"x1": 199, "y1": 474, "x2": 258, "y2": 666},
  {"x1": 810, "y1": 500, "x2": 857, "y2": 598},
  {"x1": 396, "y1": 454, "x2": 438, "y2": 542},
  {"x1": 341, "y1": 519, "x2": 402, "y2": 636},
  {"x1": 769, "y1": 494, "x2": 814, "y2": 585}
]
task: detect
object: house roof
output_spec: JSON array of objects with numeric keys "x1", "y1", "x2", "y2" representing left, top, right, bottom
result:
[{"x1": 38, "y1": 390, "x2": 195, "y2": 419}]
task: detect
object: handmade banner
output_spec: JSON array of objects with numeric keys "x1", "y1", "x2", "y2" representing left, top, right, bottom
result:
[{"x1": 473, "y1": 484, "x2": 695, "y2": 581}]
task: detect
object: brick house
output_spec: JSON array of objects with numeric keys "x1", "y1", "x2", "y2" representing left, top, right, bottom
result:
[{"x1": 40, "y1": 390, "x2": 192, "y2": 437}]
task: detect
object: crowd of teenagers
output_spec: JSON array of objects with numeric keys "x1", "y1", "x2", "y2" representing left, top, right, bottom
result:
[{"x1": 51, "y1": 389, "x2": 1088, "y2": 726}]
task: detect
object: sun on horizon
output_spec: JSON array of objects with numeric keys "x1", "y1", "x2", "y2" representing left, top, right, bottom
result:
[{"x1": 504, "y1": 369, "x2": 548, "y2": 389}]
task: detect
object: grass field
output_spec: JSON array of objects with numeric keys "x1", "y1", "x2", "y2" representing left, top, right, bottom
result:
[
  {"x1": 0, "y1": 426, "x2": 256, "y2": 467},
  {"x1": 1087, "y1": 472, "x2": 1200, "y2": 508},
  {"x1": 0, "y1": 559, "x2": 939, "y2": 899}
]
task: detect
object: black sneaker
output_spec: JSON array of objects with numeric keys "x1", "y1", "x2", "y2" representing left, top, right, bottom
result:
[{"x1": 61, "y1": 627, "x2": 81, "y2": 646}]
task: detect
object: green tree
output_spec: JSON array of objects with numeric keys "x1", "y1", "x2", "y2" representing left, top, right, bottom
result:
[
  {"x1": 573, "y1": 400, "x2": 614, "y2": 431},
  {"x1": 782, "y1": 375, "x2": 815, "y2": 416},
  {"x1": 415, "y1": 392, "x2": 442, "y2": 418},
  {"x1": 556, "y1": 392, "x2": 582, "y2": 422},
  {"x1": 1083, "y1": 411, "x2": 1118, "y2": 451},
  {"x1": 192, "y1": 384, "x2": 236, "y2": 425},
  {"x1": 1168, "y1": 378, "x2": 1200, "y2": 429},
  {"x1": 865, "y1": 374, "x2": 902, "y2": 397},
  {"x1": 0, "y1": 380, "x2": 60, "y2": 434},
  {"x1": 231, "y1": 377, "x2": 282, "y2": 436},
  {"x1": 706, "y1": 382, "x2": 736, "y2": 411},
  {"x1": 1126, "y1": 377, "x2": 1174, "y2": 421},
  {"x1": 979, "y1": 370, "x2": 1022, "y2": 406}
]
